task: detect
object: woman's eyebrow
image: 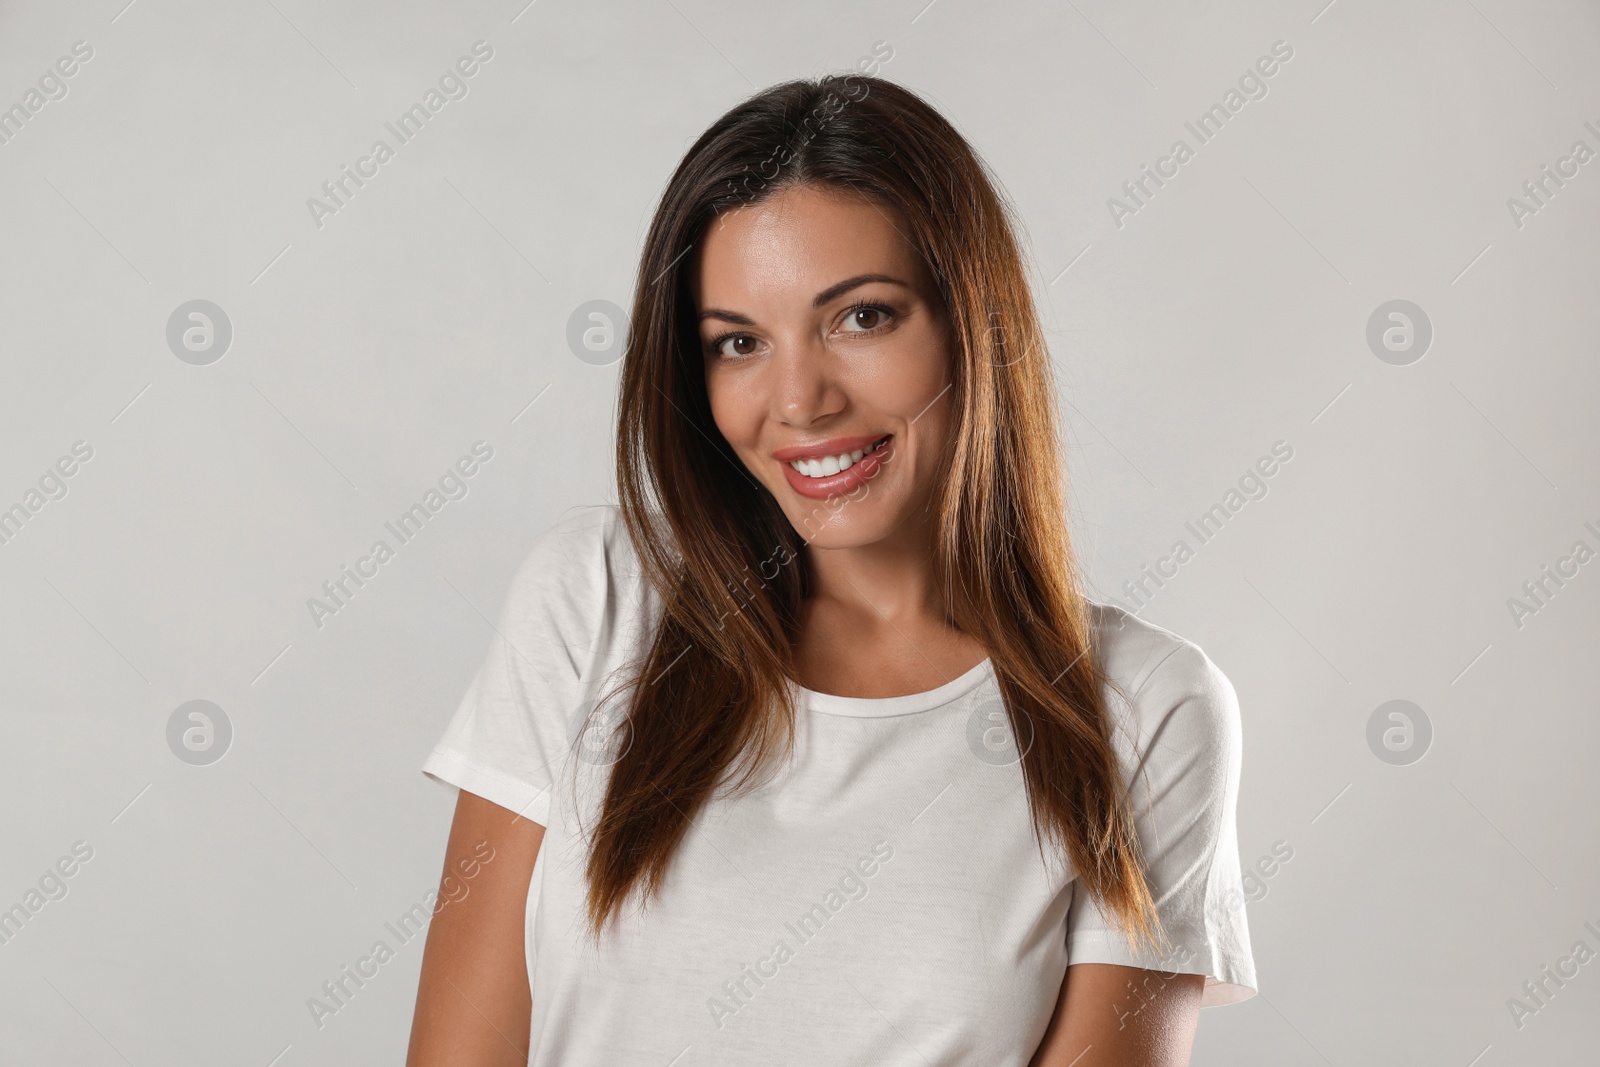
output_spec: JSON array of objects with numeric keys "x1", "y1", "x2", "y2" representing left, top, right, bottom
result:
[
  {"x1": 697, "y1": 273, "x2": 909, "y2": 325},
  {"x1": 811, "y1": 273, "x2": 906, "y2": 307}
]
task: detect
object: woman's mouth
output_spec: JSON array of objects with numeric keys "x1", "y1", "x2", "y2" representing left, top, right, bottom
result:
[
  {"x1": 784, "y1": 434, "x2": 892, "y2": 479},
  {"x1": 778, "y1": 435, "x2": 894, "y2": 499}
]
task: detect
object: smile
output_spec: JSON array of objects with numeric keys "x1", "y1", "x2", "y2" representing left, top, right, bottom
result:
[
  {"x1": 786, "y1": 435, "x2": 892, "y2": 478},
  {"x1": 778, "y1": 435, "x2": 894, "y2": 500}
]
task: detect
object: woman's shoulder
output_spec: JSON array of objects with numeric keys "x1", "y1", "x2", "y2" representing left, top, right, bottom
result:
[
  {"x1": 1084, "y1": 600, "x2": 1240, "y2": 745},
  {"x1": 524, "y1": 502, "x2": 629, "y2": 554},
  {"x1": 512, "y1": 502, "x2": 627, "y2": 576},
  {"x1": 502, "y1": 504, "x2": 652, "y2": 631}
]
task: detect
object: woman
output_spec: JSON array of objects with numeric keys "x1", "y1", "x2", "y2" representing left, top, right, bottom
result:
[{"x1": 408, "y1": 74, "x2": 1256, "y2": 1066}]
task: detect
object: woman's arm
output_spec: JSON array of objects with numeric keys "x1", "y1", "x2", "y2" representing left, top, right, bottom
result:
[
  {"x1": 406, "y1": 788, "x2": 546, "y2": 1066},
  {"x1": 1029, "y1": 962, "x2": 1205, "y2": 1067}
]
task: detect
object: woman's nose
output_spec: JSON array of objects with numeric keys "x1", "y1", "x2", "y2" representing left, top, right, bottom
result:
[{"x1": 771, "y1": 333, "x2": 843, "y2": 425}]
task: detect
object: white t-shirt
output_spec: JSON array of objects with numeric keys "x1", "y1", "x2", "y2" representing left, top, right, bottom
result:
[{"x1": 422, "y1": 505, "x2": 1257, "y2": 1065}]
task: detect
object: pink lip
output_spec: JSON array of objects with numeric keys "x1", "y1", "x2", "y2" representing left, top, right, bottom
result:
[
  {"x1": 778, "y1": 436, "x2": 895, "y2": 500},
  {"x1": 772, "y1": 433, "x2": 890, "y2": 462}
]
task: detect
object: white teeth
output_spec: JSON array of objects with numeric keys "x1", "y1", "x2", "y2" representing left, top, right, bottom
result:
[{"x1": 788, "y1": 437, "x2": 888, "y2": 478}]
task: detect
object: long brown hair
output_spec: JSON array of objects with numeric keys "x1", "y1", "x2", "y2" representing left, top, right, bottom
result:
[{"x1": 583, "y1": 73, "x2": 1164, "y2": 955}]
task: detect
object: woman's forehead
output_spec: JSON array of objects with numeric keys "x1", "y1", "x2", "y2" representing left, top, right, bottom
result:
[{"x1": 692, "y1": 187, "x2": 919, "y2": 307}]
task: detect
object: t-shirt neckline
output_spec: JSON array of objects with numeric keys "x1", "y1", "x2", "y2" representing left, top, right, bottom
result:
[{"x1": 794, "y1": 657, "x2": 996, "y2": 718}]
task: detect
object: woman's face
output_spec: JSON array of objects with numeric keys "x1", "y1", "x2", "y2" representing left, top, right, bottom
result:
[{"x1": 691, "y1": 183, "x2": 957, "y2": 548}]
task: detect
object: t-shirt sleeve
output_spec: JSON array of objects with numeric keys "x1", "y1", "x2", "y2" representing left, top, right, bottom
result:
[
  {"x1": 420, "y1": 507, "x2": 618, "y2": 826},
  {"x1": 1063, "y1": 640, "x2": 1259, "y2": 1007}
]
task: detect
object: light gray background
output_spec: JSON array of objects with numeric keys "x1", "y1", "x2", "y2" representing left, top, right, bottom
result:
[{"x1": 2, "y1": 0, "x2": 1597, "y2": 1063}]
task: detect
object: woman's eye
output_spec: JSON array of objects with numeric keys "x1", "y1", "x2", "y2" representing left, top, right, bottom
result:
[
  {"x1": 710, "y1": 334, "x2": 758, "y2": 359},
  {"x1": 841, "y1": 305, "x2": 892, "y2": 333}
]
